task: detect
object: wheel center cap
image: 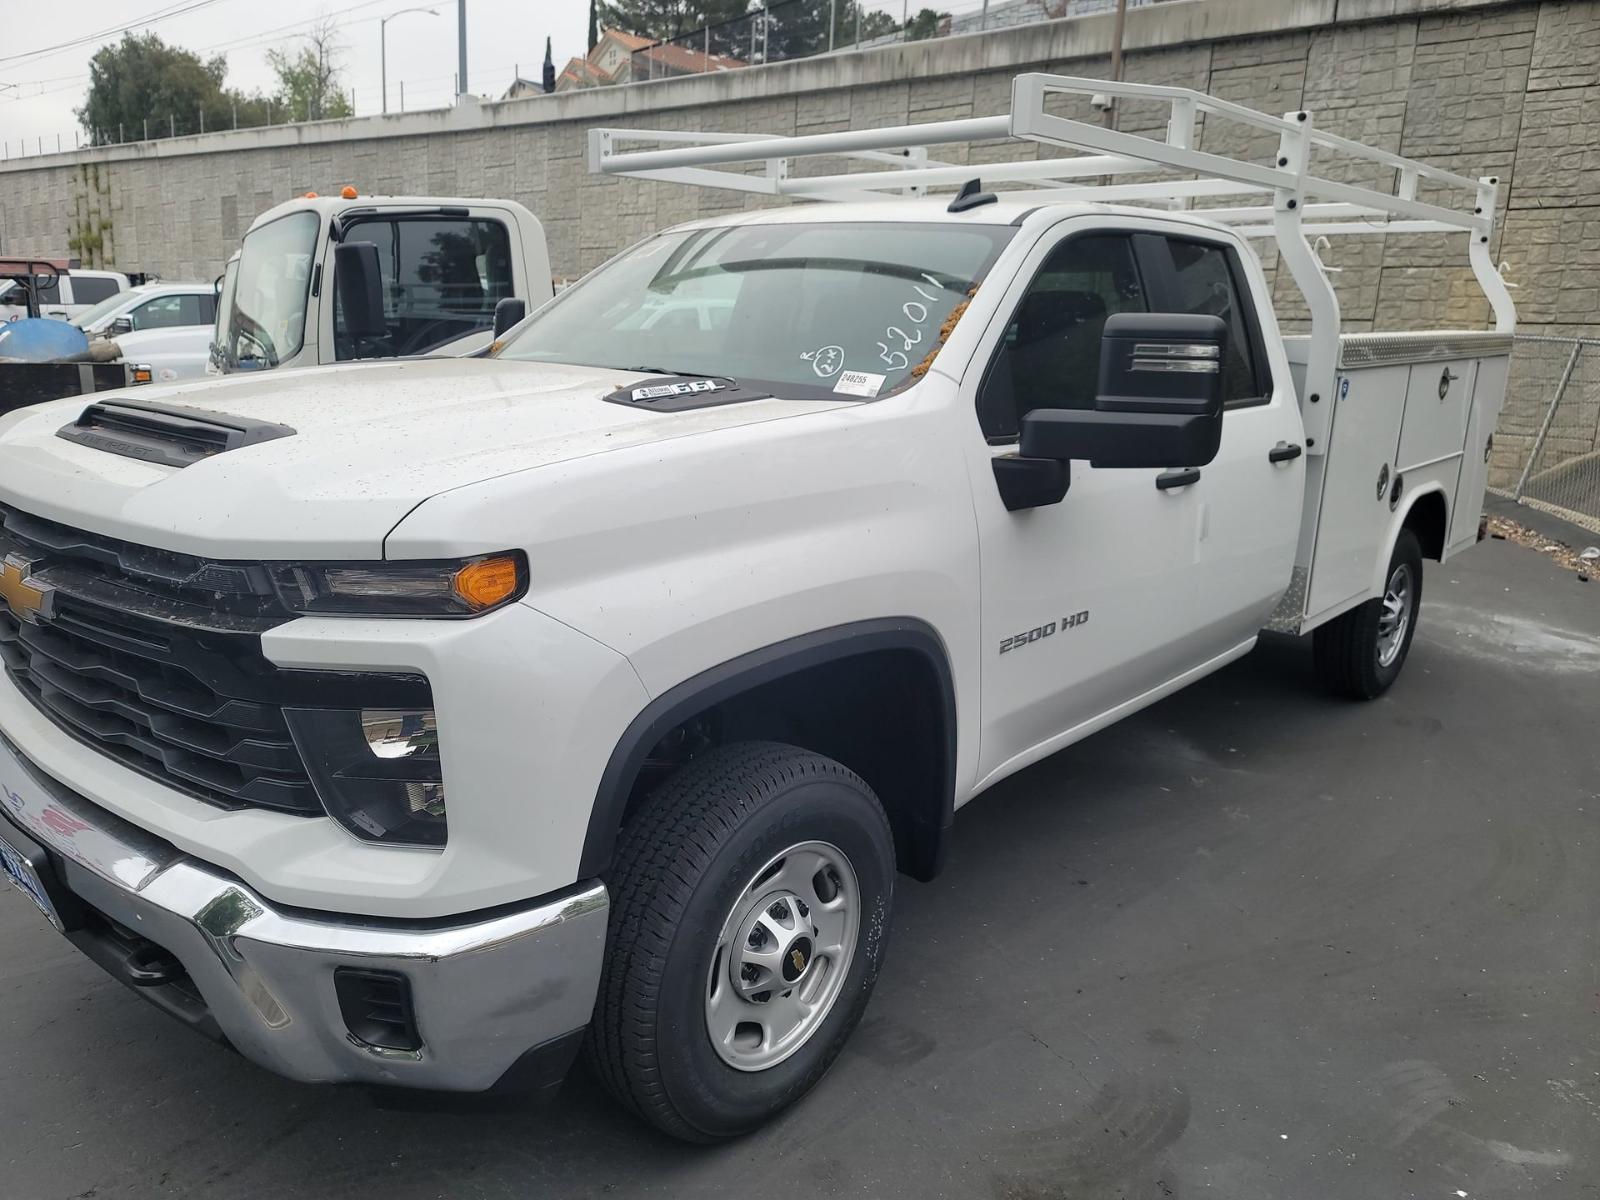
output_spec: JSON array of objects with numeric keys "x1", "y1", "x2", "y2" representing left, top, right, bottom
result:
[
  {"x1": 782, "y1": 936, "x2": 813, "y2": 983},
  {"x1": 733, "y1": 889, "x2": 818, "y2": 999}
]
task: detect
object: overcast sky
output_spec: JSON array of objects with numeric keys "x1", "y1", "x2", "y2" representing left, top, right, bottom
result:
[{"x1": 0, "y1": 0, "x2": 598, "y2": 148}]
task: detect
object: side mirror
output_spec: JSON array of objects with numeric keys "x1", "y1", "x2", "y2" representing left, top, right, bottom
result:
[
  {"x1": 1019, "y1": 313, "x2": 1227, "y2": 469},
  {"x1": 109, "y1": 314, "x2": 135, "y2": 336},
  {"x1": 493, "y1": 296, "x2": 527, "y2": 338},
  {"x1": 334, "y1": 241, "x2": 387, "y2": 339}
]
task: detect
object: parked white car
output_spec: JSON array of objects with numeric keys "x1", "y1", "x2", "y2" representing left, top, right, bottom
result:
[
  {"x1": 0, "y1": 75, "x2": 1515, "y2": 1141},
  {"x1": 107, "y1": 324, "x2": 213, "y2": 382},
  {"x1": 0, "y1": 268, "x2": 130, "y2": 322},
  {"x1": 72, "y1": 282, "x2": 216, "y2": 339}
]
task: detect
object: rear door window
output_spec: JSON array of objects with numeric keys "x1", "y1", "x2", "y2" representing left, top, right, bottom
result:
[
  {"x1": 71, "y1": 276, "x2": 120, "y2": 305},
  {"x1": 334, "y1": 217, "x2": 515, "y2": 360},
  {"x1": 133, "y1": 294, "x2": 209, "y2": 330},
  {"x1": 1160, "y1": 238, "x2": 1266, "y2": 405}
]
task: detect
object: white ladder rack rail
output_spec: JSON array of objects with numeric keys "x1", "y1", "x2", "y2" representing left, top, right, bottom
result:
[{"x1": 588, "y1": 72, "x2": 1517, "y2": 454}]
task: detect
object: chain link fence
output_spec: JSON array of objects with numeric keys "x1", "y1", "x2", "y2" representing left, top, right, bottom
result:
[
  {"x1": 630, "y1": 0, "x2": 1171, "y2": 81},
  {"x1": 1493, "y1": 335, "x2": 1600, "y2": 535}
]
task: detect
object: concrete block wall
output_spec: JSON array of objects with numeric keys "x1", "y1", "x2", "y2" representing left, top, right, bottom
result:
[{"x1": 0, "y1": 0, "x2": 1593, "y2": 343}]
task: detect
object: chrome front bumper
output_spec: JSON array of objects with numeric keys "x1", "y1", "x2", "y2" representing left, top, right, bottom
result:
[{"x1": 0, "y1": 733, "x2": 608, "y2": 1093}]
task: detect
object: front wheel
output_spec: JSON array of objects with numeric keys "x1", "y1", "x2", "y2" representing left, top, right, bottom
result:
[
  {"x1": 1312, "y1": 528, "x2": 1424, "y2": 699},
  {"x1": 586, "y1": 742, "x2": 895, "y2": 1142}
]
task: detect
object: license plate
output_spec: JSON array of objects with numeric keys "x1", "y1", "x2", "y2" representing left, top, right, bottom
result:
[{"x1": 0, "y1": 829, "x2": 63, "y2": 932}]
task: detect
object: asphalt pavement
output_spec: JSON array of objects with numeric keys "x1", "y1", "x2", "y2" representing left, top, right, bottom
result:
[{"x1": 2, "y1": 537, "x2": 1596, "y2": 1200}]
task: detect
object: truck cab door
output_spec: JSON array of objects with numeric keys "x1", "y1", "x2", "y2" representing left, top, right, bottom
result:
[
  {"x1": 962, "y1": 225, "x2": 1227, "y2": 787},
  {"x1": 1150, "y1": 234, "x2": 1304, "y2": 647}
]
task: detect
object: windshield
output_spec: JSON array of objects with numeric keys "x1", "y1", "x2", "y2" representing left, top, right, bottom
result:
[
  {"x1": 71, "y1": 290, "x2": 135, "y2": 330},
  {"x1": 215, "y1": 212, "x2": 318, "y2": 370},
  {"x1": 495, "y1": 222, "x2": 1014, "y2": 397}
]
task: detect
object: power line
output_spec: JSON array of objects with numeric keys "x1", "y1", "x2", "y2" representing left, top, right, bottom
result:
[{"x1": 0, "y1": 0, "x2": 234, "y2": 69}]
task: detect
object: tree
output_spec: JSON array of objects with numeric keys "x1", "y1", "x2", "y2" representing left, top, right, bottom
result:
[
  {"x1": 760, "y1": 0, "x2": 895, "y2": 60},
  {"x1": 268, "y1": 19, "x2": 354, "y2": 122},
  {"x1": 597, "y1": 0, "x2": 751, "y2": 44},
  {"x1": 905, "y1": 7, "x2": 947, "y2": 40},
  {"x1": 76, "y1": 34, "x2": 230, "y2": 144}
]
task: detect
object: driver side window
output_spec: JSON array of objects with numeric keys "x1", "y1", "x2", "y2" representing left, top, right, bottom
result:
[{"x1": 976, "y1": 233, "x2": 1148, "y2": 443}]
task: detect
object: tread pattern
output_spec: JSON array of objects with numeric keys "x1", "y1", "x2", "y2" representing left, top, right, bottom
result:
[{"x1": 584, "y1": 741, "x2": 890, "y2": 1142}]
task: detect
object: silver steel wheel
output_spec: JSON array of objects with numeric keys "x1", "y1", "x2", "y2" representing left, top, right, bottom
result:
[
  {"x1": 1376, "y1": 561, "x2": 1414, "y2": 668},
  {"x1": 705, "y1": 841, "x2": 860, "y2": 1073}
]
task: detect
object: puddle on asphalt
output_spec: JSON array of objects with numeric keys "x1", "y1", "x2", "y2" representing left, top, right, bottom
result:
[{"x1": 1420, "y1": 601, "x2": 1600, "y2": 674}]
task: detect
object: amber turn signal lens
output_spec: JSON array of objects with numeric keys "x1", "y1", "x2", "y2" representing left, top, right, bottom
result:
[{"x1": 452, "y1": 556, "x2": 522, "y2": 610}]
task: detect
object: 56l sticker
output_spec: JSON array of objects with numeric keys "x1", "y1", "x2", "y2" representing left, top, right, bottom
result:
[
  {"x1": 999, "y1": 610, "x2": 1089, "y2": 655},
  {"x1": 631, "y1": 379, "x2": 722, "y2": 401}
]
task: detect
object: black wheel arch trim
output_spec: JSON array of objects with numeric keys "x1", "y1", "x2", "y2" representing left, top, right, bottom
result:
[{"x1": 579, "y1": 618, "x2": 959, "y2": 882}]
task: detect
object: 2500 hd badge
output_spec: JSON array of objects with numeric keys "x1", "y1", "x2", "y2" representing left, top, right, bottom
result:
[{"x1": 998, "y1": 610, "x2": 1090, "y2": 655}]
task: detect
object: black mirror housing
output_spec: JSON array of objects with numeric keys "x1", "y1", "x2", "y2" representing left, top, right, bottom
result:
[
  {"x1": 1019, "y1": 312, "x2": 1227, "y2": 469},
  {"x1": 334, "y1": 241, "x2": 387, "y2": 340},
  {"x1": 493, "y1": 296, "x2": 527, "y2": 338},
  {"x1": 109, "y1": 315, "x2": 134, "y2": 336},
  {"x1": 1096, "y1": 312, "x2": 1227, "y2": 415}
]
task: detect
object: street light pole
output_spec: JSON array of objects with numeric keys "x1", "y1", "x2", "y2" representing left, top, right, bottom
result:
[
  {"x1": 457, "y1": 0, "x2": 468, "y2": 98},
  {"x1": 381, "y1": 7, "x2": 438, "y2": 114}
]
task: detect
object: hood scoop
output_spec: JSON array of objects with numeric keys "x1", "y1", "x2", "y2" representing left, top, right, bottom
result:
[{"x1": 56, "y1": 399, "x2": 295, "y2": 468}]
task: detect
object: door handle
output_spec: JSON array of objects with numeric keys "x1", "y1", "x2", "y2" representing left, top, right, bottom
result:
[
  {"x1": 1268, "y1": 441, "x2": 1303, "y2": 464},
  {"x1": 1156, "y1": 467, "x2": 1201, "y2": 491}
]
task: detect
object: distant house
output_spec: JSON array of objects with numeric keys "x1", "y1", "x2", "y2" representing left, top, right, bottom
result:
[{"x1": 544, "y1": 27, "x2": 744, "y2": 93}]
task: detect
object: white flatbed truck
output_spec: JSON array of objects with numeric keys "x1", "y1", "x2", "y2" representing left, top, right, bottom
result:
[{"x1": 0, "y1": 75, "x2": 1513, "y2": 1141}]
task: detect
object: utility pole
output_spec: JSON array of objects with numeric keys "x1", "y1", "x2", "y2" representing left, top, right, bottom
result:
[
  {"x1": 829, "y1": 0, "x2": 837, "y2": 51},
  {"x1": 457, "y1": 0, "x2": 469, "y2": 98},
  {"x1": 1103, "y1": 0, "x2": 1127, "y2": 129}
]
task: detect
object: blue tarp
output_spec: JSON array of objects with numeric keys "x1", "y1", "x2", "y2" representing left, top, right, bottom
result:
[{"x1": 0, "y1": 318, "x2": 90, "y2": 363}]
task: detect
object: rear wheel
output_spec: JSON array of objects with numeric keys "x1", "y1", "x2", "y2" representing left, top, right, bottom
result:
[
  {"x1": 1313, "y1": 529, "x2": 1423, "y2": 699},
  {"x1": 586, "y1": 742, "x2": 895, "y2": 1142}
]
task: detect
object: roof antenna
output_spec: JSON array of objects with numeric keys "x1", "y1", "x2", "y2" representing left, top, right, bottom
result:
[{"x1": 948, "y1": 178, "x2": 998, "y2": 213}]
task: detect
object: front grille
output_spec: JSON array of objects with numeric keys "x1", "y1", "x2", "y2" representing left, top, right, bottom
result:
[
  {"x1": 0, "y1": 589, "x2": 321, "y2": 814},
  {"x1": 0, "y1": 502, "x2": 431, "y2": 815}
]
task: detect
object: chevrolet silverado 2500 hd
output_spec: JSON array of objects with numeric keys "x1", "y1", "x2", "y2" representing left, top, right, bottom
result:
[{"x1": 0, "y1": 76, "x2": 1515, "y2": 1142}]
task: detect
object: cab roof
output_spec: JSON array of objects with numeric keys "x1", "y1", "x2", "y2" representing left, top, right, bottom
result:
[
  {"x1": 246, "y1": 193, "x2": 536, "y2": 233},
  {"x1": 666, "y1": 196, "x2": 1239, "y2": 238}
]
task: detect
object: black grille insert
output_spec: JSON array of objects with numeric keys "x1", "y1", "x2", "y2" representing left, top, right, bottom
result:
[{"x1": 0, "y1": 502, "x2": 429, "y2": 815}]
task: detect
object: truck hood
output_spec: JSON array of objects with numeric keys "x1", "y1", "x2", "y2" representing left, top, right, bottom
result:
[{"x1": 0, "y1": 358, "x2": 856, "y2": 559}]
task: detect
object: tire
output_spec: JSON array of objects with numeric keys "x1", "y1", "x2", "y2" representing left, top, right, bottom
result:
[
  {"x1": 585, "y1": 741, "x2": 895, "y2": 1142},
  {"x1": 1313, "y1": 528, "x2": 1423, "y2": 700}
]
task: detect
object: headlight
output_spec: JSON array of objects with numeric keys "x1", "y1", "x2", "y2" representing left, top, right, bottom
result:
[
  {"x1": 270, "y1": 553, "x2": 527, "y2": 617},
  {"x1": 285, "y1": 707, "x2": 447, "y2": 847}
]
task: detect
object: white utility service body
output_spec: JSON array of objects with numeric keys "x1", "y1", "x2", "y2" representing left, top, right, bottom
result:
[
  {"x1": 208, "y1": 193, "x2": 554, "y2": 374},
  {"x1": 0, "y1": 75, "x2": 1513, "y2": 1139}
]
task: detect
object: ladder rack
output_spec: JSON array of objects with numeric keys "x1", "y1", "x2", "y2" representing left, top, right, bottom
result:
[{"x1": 588, "y1": 72, "x2": 1517, "y2": 453}]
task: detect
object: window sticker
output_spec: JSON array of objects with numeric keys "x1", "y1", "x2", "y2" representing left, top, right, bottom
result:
[{"x1": 833, "y1": 370, "x2": 886, "y2": 398}]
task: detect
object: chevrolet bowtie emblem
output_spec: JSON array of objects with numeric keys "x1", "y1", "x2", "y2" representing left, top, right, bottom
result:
[
  {"x1": 790, "y1": 948, "x2": 807, "y2": 974},
  {"x1": 0, "y1": 556, "x2": 54, "y2": 625}
]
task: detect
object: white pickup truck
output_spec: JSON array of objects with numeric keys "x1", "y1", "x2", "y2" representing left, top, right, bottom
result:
[
  {"x1": 208, "y1": 191, "x2": 553, "y2": 374},
  {"x1": 0, "y1": 76, "x2": 1514, "y2": 1142}
]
